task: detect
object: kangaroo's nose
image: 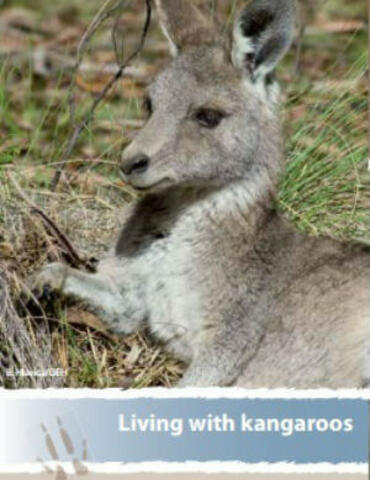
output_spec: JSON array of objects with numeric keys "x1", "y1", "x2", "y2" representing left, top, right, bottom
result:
[{"x1": 121, "y1": 154, "x2": 150, "y2": 176}]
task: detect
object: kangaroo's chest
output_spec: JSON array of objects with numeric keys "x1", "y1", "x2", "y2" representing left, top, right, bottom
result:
[{"x1": 144, "y1": 236, "x2": 202, "y2": 359}]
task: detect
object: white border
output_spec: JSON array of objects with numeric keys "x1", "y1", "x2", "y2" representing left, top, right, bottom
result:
[
  {"x1": 0, "y1": 462, "x2": 368, "y2": 474},
  {"x1": 0, "y1": 387, "x2": 369, "y2": 399}
]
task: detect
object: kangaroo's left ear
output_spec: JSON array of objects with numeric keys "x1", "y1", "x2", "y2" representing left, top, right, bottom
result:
[
  {"x1": 232, "y1": 0, "x2": 296, "y2": 81},
  {"x1": 154, "y1": 0, "x2": 217, "y2": 56}
]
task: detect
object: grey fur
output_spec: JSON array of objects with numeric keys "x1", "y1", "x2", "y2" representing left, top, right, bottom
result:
[{"x1": 30, "y1": 0, "x2": 369, "y2": 388}]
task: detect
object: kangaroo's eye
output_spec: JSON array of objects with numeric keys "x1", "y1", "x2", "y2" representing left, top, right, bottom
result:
[
  {"x1": 143, "y1": 96, "x2": 153, "y2": 117},
  {"x1": 194, "y1": 108, "x2": 225, "y2": 129}
]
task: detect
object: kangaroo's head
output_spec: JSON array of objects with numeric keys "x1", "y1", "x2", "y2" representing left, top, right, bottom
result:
[{"x1": 120, "y1": 0, "x2": 295, "y2": 195}]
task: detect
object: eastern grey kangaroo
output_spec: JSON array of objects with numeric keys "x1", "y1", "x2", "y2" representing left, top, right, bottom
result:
[{"x1": 30, "y1": 0, "x2": 369, "y2": 388}]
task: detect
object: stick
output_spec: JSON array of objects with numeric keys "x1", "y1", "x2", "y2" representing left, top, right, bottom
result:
[{"x1": 7, "y1": 172, "x2": 96, "y2": 272}]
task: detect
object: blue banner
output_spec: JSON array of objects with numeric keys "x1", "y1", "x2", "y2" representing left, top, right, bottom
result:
[{"x1": 0, "y1": 396, "x2": 367, "y2": 466}]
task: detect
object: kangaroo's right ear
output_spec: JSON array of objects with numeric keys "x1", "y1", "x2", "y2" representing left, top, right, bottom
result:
[
  {"x1": 154, "y1": 0, "x2": 217, "y2": 56},
  {"x1": 232, "y1": 0, "x2": 296, "y2": 81}
]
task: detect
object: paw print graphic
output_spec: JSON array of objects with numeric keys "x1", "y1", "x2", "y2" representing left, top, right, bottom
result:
[{"x1": 36, "y1": 415, "x2": 88, "y2": 479}]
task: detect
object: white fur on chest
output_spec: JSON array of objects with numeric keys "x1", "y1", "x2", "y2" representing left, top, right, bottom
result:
[{"x1": 145, "y1": 235, "x2": 201, "y2": 360}]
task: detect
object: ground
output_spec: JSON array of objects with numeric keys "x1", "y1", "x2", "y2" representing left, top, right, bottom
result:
[{"x1": 0, "y1": 0, "x2": 368, "y2": 388}]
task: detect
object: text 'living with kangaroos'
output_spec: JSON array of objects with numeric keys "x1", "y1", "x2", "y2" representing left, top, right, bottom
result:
[{"x1": 118, "y1": 413, "x2": 354, "y2": 437}]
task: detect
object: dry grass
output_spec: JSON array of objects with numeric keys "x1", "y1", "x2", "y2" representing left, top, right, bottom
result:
[{"x1": 0, "y1": 180, "x2": 186, "y2": 388}]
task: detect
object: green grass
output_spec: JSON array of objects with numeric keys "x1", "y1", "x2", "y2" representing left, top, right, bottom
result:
[{"x1": 280, "y1": 51, "x2": 368, "y2": 240}]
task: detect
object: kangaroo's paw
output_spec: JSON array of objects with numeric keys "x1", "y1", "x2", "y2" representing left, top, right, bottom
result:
[{"x1": 28, "y1": 262, "x2": 68, "y2": 301}]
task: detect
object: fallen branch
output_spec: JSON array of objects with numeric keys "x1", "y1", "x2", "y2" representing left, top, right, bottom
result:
[{"x1": 50, "y1": 0, "x2": 152, "y2": 192}]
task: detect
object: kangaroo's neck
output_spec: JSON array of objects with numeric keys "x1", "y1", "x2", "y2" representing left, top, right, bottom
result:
[
  {"x1": 181, "y1": 180, "x2": 277, "y2": 238},
  {"x1": 115, "y1": 180, "x2": 278, "y2": 257}
]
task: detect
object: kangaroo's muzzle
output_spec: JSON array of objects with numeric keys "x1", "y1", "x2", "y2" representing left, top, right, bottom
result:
[{"x1": 121, "y1": 154, "x2": 150, "y2": 177}]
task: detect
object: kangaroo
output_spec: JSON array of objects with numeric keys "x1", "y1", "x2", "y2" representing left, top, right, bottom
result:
[{"x1": 29, "y1": 0, "x2": 369, "y2": 388}]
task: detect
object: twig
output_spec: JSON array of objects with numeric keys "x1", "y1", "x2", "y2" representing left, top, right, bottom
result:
[
  {"x1": 112, "y1": 1, "x2": 130, "y2": 65},
  {"x1": 7, "y1": 172, "x2": 96, "y2": 272},
  {"x1": 77, "y1": 0, "x2": 123, "y2": 68},
  {"x1": 50, "y1": 0, "x2": 152, "y2": 192},
  {"x1": 69, "y1": 0, "x2": 129, "y2": 129}
]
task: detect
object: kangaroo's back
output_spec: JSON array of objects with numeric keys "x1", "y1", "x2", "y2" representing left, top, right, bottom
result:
[{"x1": 234, "y1": 214, "x2": 370, "y2": 388}]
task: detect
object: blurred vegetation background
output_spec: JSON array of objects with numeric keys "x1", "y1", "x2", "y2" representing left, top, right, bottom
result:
[{"x1": 0, "y1": 0, "x2": 368, "y2": 387}]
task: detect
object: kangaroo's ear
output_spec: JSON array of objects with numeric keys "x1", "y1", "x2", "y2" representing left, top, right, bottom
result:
[
  {"x1": 154, "y1": 0, "x2": 217, "y2": 56},
  {"x1": 232, "y1": 0, "x2": 296, "y2": 80}
]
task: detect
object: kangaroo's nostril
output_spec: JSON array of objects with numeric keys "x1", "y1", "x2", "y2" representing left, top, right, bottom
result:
[{"x1": 121, "y1": 154, "x2": 150, "y2": 176}]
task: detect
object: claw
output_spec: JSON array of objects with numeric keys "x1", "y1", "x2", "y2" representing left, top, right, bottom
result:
[{"x1": 43, "y1": 283, "x2": 52, "y2": 301}]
